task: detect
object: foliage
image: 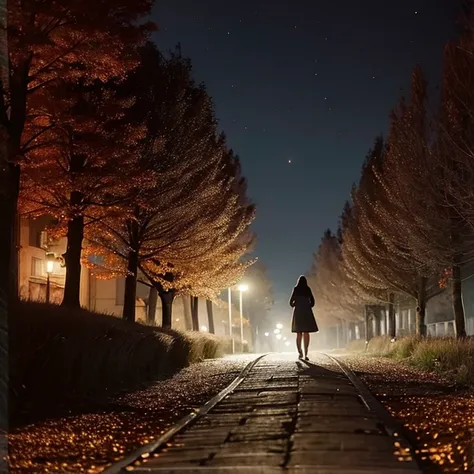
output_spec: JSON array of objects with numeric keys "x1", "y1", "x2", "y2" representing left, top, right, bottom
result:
[
  {"x1": 84, "y1": 45, "x2": 255, "y2": 323},
  {"x1": 309, "y1": 20, "x2": 474, "y2": 338},
  {"x1": 2, "y1": 0, "x2": 155, "y2": 301},
  {"x1": 10, "y1": 301, "x2": 230, "y2": 422}
]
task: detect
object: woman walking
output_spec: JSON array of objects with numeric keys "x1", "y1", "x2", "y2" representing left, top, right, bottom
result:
[{"x1": 289, "y1": 276, "x2": 318, "y2": 360}]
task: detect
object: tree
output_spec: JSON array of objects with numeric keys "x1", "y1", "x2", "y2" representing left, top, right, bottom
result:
[
  {"x1": 309, "y1": 229, "x2": 362, "y2": 330},
  {"x1": 4, "y1": 0, "x2": 155, "y2": 300},
  {"x1": 0, "y1": 0, "x2": 9, "y2": 445},
  {"x1": 20, "y1": 79, "x2": 142, "y2": 308},
  {"x1": 206, "y1": 300, "x2": 215, "y2": 334},
  {"x1": 138, "y1": 151, "x2": 255, "y2": 327},
  {"x1": 87, "y1": 47, "x2": 255, "y2": 325},
  {"x1": 378, "y1": 67, "x2": 471, "y2": 337},
  {"x1": 429, "y1": 32, "x2": 474, "y2": 338},
  {"x1": 86, "y1": 46, "x2": 222, "y2": 322}
]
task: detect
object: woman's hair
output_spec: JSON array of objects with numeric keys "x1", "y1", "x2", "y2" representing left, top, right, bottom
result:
[
  {"x1": 296, "y1": 275, "x2": 308, "y2": 288},
  {"x1": 294, "y1": 275, "x2": 311, "y2": 296}
]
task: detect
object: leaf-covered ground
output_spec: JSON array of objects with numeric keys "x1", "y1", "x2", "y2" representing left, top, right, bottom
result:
[
  {"x1": 8, "y1": 357, "x2": 250, "y2": 473},
  {"x1": 341, "y1": 355, "x2": 474, "y2": 473}
]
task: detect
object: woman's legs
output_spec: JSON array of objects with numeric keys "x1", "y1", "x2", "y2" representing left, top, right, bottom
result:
[
  {"x1": 296, "y1": 333, "x2": 303, "y2": 357},
  {"x1": 303, "y1": 332, "x2": 310, "y2": 358}
]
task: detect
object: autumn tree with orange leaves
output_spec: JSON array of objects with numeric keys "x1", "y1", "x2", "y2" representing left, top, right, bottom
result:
[
  {"x1": 20, "y1": 78, "x2": 144, "y2": 308},
  {"x1": 2, "y1": 0, "x2": 155, "y2": 302}
]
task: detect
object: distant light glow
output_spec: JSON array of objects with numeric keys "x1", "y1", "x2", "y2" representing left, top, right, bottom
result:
[
  {"x1": 276, "y1": 334, "x2": 282, "y2": 340},
  {"x1": 274, "y1": 328, "x2": 280, "y2": 334},
  {"x1": 264, "y1": 332, "x2": 269, "y2": 337},
  {"x1": 238, "y1": 284, "x2": 249, "y2": 292},
  {"x1": 201, "y1": 325, "x2": 208, "y2": 332},
  {"x1": 276, "y1": 323, "x2": 283, "y2": 329},
  {"x1": 285, "y1": 341, "x2": 290, "y2": 346}
]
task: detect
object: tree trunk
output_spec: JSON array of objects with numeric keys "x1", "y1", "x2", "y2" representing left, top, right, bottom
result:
[
  {"x1": 182, "y1": 294, "x2": 192, "y2": 330},
  {"x1": 0, "y1": 3, "x2": 10, "y2": 447},
  {"x1": 364, "y1": 305, "x2": 371, "y2": 342},
  {"x1": 62, "y1": 195, "x2": 84, "y2": 308},
  {"x1": 206, "y1": 300, "x2": 215, "y2": 334},
  {"x1": 123, "y1": 218, "x2": 140, "y2": 322},
  {"x1": 416, "y1": 277, "x2": 427, "y2": 337},
  {"x1": 0, "y1": 164, "x2": 20, "y2": 303},
  {"x1": 159, "y1": 290, "x2": 175, "y2": 328},
  {"x1": 451, "y1": 263, "x2": 467, "y2": 338},
  {"x1": 147, "y1": 287, "x2": 158, "y2": 325},
  {"x1": 191, "y1": 296, "x2": 199, "y2": 331},
  {"x1": 122, "y1": 250, "x2": 138, "y2": 322},
  {"x1": 388, "y1": 292, "x2": 396, "y2": 339},
  {"x1": 373, "y1": 306, "x2": 380, "y2": 336}
]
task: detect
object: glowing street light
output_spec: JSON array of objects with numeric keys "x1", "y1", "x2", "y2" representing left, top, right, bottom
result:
[
  {"x1": 45, "y1": 254, "x2": 54, "y2": 304},
  {"x1": 201, "y1": 325, "x2": 208, "y2": 332},
  {"x1": 264, "y1": 332, "x2": 269, "y2": 337},
  {"x1": 238, "y1": 284, "x2": 248, "y2": 350}
]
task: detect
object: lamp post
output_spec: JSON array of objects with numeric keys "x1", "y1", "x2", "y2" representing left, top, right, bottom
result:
[
  {"x1": 228, "y1": 287, "x2": 234, "y2": 354},
  {"x1": 45, "y1": 257, "x2": 54, "y2": 304},
  {"x1": 238, "y1": 284, "x2": 248, "y2": 351}
]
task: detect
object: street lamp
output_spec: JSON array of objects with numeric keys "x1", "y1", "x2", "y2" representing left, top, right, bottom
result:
[
  {"x1": 227, "y1": 288, "x2": 234, "y2": 354},
  {"x1": 238, "y1": 284, "x2": 248, "y2": 351},
  {"x1": 45, "y1": 255, "x2": 54, "y2": 304}
]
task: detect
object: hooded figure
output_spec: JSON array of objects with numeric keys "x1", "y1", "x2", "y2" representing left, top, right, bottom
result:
[{"x1": 289, "y1": 276, "x2": 318, "y2": 359}]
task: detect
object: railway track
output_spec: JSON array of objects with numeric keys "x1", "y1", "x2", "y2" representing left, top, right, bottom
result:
[{"x1": 103, "y1": 353, "x2": 423, "y2": 474}]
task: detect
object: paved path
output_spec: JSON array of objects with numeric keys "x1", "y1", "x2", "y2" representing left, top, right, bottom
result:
[{"x1": 127, "y1": 353, "x2": 421, "y2": 473}]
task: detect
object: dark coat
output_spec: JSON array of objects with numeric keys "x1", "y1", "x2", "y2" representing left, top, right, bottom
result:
[{"x1": 289, "y1": 287, "x2": 318, "y2": 333}]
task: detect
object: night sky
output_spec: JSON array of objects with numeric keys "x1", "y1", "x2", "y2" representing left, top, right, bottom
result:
[{"x1": 152, "y1": 0, "x2": 463, "y2": 316}]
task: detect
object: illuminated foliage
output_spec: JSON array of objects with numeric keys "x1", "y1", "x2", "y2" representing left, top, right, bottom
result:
[
  {"x1": 4, "y1": 0, "x2": 155, "y2": 299},
  {"x1": 87, "y1": 46, "x2": 256, "y2": 325}
]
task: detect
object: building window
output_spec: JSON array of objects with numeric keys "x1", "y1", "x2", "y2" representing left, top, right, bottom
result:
[
  {"x1": 29, "y1": 227, "x2": 42, "y2": 248},
  {"x1": 31, "y1": 257, "x2": 44, "y2": 277}
]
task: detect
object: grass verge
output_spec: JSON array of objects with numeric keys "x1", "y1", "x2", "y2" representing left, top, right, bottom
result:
[
  {"x1": 346, "y1": 335, "x2": 474, "y2": 385},
  {"x1": 10, "y1": 301, "x2": 230, "y2": 423}
]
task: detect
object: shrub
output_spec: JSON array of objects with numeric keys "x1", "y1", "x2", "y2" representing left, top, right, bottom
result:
[
  {"x1": 10, "y1": 301, "x2": 229, "y2": 420},
  {"x1": 366, "y1": 335, "x2": 392, "y2": 355},
  {"x1": 410, "y1": 338, "x2": 474, "y2": 384},
  {"x1": 344, "y1": 333, "x2": 474, "y2": 385},
  {"x1": 389, "y1": 335, "x2": 419, "y2": 360}
]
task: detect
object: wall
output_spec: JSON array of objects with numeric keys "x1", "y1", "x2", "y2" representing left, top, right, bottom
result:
[{"x1": 19, "y1": 217, "x2": 90, "y2": 307}]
